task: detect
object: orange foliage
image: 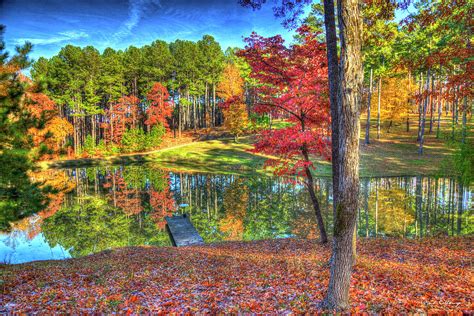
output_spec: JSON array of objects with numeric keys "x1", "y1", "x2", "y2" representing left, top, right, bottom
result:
[
  {"x1": 220, "y1": 179, "x2": 248, "y2": 240},
  {"x1": 1, "y1": 238, "x2": 471, "y2": 313}
]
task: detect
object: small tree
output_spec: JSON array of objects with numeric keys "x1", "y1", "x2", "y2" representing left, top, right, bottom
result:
[
  {"x1": 145, "y1": 82, "x2": 173, "y2": 131},
  {"x1": 239, "y1": 27, "x2": 331, "y2": 243},
  {"x1": 220, "y1": 96, "x2": 248, "y2": 141}
]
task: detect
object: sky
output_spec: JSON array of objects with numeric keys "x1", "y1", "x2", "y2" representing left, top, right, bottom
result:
[{"x1": 1, "y1": 0, "x2": 299, "y2": 61}]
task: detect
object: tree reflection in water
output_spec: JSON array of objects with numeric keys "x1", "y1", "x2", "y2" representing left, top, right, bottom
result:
[{"x1": 2, "y1": 165, "x2": 472, "y2": 262}]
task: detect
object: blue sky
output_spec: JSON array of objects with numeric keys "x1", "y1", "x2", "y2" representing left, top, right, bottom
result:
[{"x1": 1, "y1": 0, "x2": 299, "y2": 61}]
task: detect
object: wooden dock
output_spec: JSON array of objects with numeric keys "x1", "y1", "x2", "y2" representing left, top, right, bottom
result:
[{"x1": 165, "y1": 214, "x2": 204, "y2": 247}]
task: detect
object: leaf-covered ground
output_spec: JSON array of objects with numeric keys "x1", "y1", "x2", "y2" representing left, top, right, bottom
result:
[{"x1": 1, "y1": 238, "x2": 472, "y2": 313}]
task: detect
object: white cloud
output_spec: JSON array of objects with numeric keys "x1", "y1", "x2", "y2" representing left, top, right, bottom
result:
[
  {"x1": 113, "y1": 0, "x2": 162, "y2": 41},
  {"x1": 14, "y1": 30, "x2": 89, "y2": 46}
]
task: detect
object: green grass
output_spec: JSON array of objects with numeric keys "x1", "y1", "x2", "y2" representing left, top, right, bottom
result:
[
  {"x1": 147, "y1": 137, "x2": 269, "y2": 176},
  {"x1": 42, "y1": 116, "x2": 471, "y2": 177}
]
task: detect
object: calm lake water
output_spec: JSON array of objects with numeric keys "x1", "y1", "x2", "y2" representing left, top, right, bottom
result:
[{"x1": 1, "y1": 165, "x2": 472, "y2": 264}]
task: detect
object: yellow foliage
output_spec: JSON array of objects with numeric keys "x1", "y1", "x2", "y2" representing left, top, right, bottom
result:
[
  {"x1": 377, "y1": 76, "x2": 417, "y2": 122},
  {"x1": 220, "y1": 179, "x2": 248, "y2": 240},
  {"x1": 369, "y1": 187, "x2": 415, "y2": 236},
  {"x1": 29, "y1": 117, "x2": 73, "y2": 153},
  {"x1": 223, "y1": 103, "x2": 248, "y2": 138},
  {"x1": 217, "y1": 63, "x2": 244, "y2": 100}
]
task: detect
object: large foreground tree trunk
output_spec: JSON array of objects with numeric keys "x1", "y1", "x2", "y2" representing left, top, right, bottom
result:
[
  {"x1": 323, "y1": 0, "x2": 340, "y2": 210},
  {"x1": 322, "y1": 0, "x2": 363, "y2": 309}
]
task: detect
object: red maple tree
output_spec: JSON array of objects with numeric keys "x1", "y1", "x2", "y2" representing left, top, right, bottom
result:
[
  {"x1": 102, "y1": 95, "x2": 141, "y2": 144},
  {"x1": 145, "y1": 82, "x2": 173, "y2": 130},
  {"x1": 239, "y1": 26, "x2": 331, "y2": 243}
]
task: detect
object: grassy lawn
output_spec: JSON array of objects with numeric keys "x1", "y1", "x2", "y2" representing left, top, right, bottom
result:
[
  {"x1": 146, "y1": 137, "x2": 270, "y2": 176},
  {"x1": 41, "y1": 116, "x2": 470, "y2": 177}
]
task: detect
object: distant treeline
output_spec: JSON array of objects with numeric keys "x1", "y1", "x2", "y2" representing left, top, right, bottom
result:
[{"x1": 31, "y1": 35, "x2": 247, "y2": 154}]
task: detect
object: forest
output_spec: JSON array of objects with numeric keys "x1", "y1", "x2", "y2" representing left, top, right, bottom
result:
[{"x1": 0, "y1": 0, "x2": 472, "y2": 313}]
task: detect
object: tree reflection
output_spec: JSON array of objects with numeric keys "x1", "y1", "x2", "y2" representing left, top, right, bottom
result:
[{"x1": 4, "y1": 165, "x2": 472, "y2": 261}]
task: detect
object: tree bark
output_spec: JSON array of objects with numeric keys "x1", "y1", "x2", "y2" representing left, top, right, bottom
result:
[
  {"x1": 302, "y1": 148, "x2": 328, "y2": 244},
  {"x1": 457, "y1": 181, "x2": 463, "y2": 235},
  {"x1": 436, "y1": 92, "x2": 443, "y2": 139},
  {"x1": 364, "y1": 68, "x2": 373, "y2": 145},
  {"x1": 419, "y1": 69, "x2": 430, "y2": 155},
  {"x1": 323, "y1": 0, "x2": 340, "y2": 213},
  {"x1": 417, "y1": 74, "x2": 423, "y2": 142},
  {"x1": 377, "y1": 77, "x2": 381, "y2": 139},
  {"x1": 212, "y1": 83, "x2": 216, "y2": 127},
  {"x1": 429, "y1": 77, "x2": 435, "y2": 134},
  {"x1": 322, "y1": 0, "x2": 363, "y2": 309},
  {"x1": 461, "y1": 96, "x2": 467, "y2": 143}
]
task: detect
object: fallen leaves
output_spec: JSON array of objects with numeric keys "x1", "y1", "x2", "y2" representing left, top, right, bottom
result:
[{"x1": 0, "y1": 237, "x2": 472, "y2": 313}]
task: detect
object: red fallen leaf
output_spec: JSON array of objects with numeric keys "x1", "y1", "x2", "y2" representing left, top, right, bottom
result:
[{"x1": 129, "y1": 295, "x2": 138, "y2": 303}]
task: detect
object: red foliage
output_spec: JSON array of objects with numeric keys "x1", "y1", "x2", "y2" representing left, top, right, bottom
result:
[
  {"x1": 145, "y1": 82, "x2": 173, "y2": 129},
  {"x1": 149, "y1": 178, "x2": 175, "y2": 229},
  {"x1": 24, "y1": 92, "x2": 56, "y2": 120},
  {"x1": 238, "y1": 27, "x2": 331, "y2": 176},
  {"x1": 102, "y1": 95, "x2": 141, "y2": 144},
  {"x1": 1, "y1": 238, "x2": 471, "y2": 313},
  {"x1": 103, "y1": 171, "x2": 143, "y2": 216}
]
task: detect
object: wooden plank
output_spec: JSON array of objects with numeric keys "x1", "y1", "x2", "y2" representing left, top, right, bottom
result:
[{"x1": 165, "y1": 214, "x2": 204, "y2": 247}]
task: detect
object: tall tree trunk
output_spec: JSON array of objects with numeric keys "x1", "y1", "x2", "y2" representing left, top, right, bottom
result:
[
  {"x1": 364, "y1": 68, "x2": 373, "y2": 145},
  {"x1": 377, "y1": 77, "x2": 381, "y2": 139},
  {"x1": 417, "y1": 74, "x2": 423, "y2": 142},
  {"x1": 461, "y1": 96, "x2": 467, "y2": 143},
  {"x1": 375, "y1": 180, "x2": 379, "y2": 235},
  {"x1": 178, "y1": 94, "x2": 182, "y2": 138},
  {"x1": 204, "y1": 83, "x2": 208, "y2": 128},
  {"x1": 193, "y1": 97, "x2": 197, "y2": 132},
  {"x1": 92, "y1": 115, "x2": 96, "y2": 145},
  {"x1": 302, "y1": 148, "x2": 328, "y2": 244},
  {"x1": 323, "y1": 0, "x2": 363, "y2": 309},
  {"x1": 73, "y1": 115, "x2": 78, "y2": 155},
  {"x1": 323, "y1": 0, "x2": 340, "y2": 207},
  {"x1": 415, "y1": 175, "x2": 423, "y2": 237},
  {"x1": 436, "y1": 94, "x2": 443, "y2": 139},
  {"x1": 429, "y1": 77, "x2": 435, "y2": 134},
  {"x1": 457, "y1": 181, "x2": 463, "y2": 235},
  {"x1": 452, "y1": 87, "x2": 458, "y2": 140},
  {"x1": 419, "y1": 69, "x2": 430, "y2": 155},
  {"x1": 212, "y1": 83, "x2": 216, "y2": 127}
]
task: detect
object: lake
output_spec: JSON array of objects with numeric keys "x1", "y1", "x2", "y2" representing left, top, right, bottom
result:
[{"x1": 1, "y1": 164, "x2": 472, "y2": 264}]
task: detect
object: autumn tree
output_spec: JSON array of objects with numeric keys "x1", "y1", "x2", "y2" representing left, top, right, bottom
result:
[
  {"x1": 220, "y1": 178, "x2": 249, "y2": 240},
  {"x1": 0, "y1": 25, "x2": 49, "y2": 230},
  {"x1": 239, "y1": 27, "x2": 331, "y2": 244},
  {"x1": 240, "y1": 0, "x2": 364, "y2": 309},
  {"x1": 378, "y1": 76, "x2": 417, "y2": 132},
  {"x1": 145, "y1": 82, "x2": 173, "y2": 131},
  {"x1": 217, "y1": 63, "x2": 248, "y2": 140}
]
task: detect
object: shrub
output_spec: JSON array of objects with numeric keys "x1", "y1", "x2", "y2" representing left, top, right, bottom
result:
[
  {"x1": 121, "y1": 128, "x2": 147, "y2": 153},
  {"x1": 83, "y1": 135, "x2": 96, "y2": 156},
  {"x1": 146, "y1": 124, "x2": 166, "y2": 149}
]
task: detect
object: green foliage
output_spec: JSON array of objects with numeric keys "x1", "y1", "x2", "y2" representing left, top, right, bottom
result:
[
  {"x1": 83, "y1": 135, "x2": 96, "y2": 155},
  {"x1": 247, "y1": 113, "x2": 270, "y2": 131},
  {"x1": 0, "y1": 26, "x2": 50, "y2": 231},
  {"x1": 120, "y1": 126, "x2": 165, "y2": 153},
  {"x1": 121, "y1": 128, "x2": 148, "y2": 153},
  {"x1": 0, "y1": 150, "x2": 48, "y2": 230},
  {"x1": 42, "y1": 196, "x2": 170, "y2": 257},
  {"x1": 452, "y1": 142, "x2": 473, "y2": 186},
  {"x1": 147, "y1": 124, "x2": 166, "y2": 148}
]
